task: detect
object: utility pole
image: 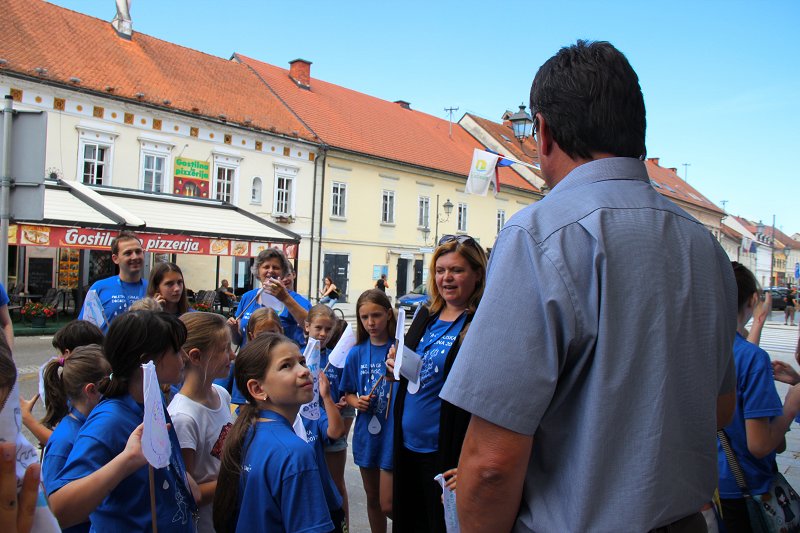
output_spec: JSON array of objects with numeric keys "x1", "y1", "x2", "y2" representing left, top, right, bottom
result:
[
  {"x1": 770, "y1": 214, "x2": 776, "y2": 287},
  {"x1": 682, "y1": 163, "x2": 691, "y2": 182},
  {"x1": 444, "y1": 106, "x2": 459, "y2": 138},
  {"x1": 721, "y1": 200, "x2": 728, "y2": 212}
]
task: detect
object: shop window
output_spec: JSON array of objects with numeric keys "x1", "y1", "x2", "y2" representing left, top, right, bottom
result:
[
  {"x1": 382, "y1": 190, "x2": 395, "y2": 224},
  {"x1": 331, "y1": 182, "x2": 346, "y2": 218}
]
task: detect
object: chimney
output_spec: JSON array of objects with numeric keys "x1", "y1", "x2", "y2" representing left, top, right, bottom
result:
[
  {"x1": 669, "y1": 167, "x2": 678, "y2": 174},
  {"x1": 111, "y1": 0, "x2": 133, "y2": 38},
  {"x1": 394, "y1": 100, "x2": 411, "y2": 110},
  {"x1": 289, "y1": 59, "x2": 312, "y2": 89},
  {"x1": 646, "y1": 157, "x2": 660, "y2": 166}
]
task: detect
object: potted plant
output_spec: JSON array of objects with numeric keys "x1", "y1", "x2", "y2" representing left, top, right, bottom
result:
[
  {"x1": 20, "y1": 301, "x2": 57, "y2": 328},
  {"x1": 193, "y1": 302, "x2": 212, "y2": 313}
]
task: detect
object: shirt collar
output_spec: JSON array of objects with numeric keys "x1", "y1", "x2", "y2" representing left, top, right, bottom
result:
[{"x1": 547, "y1": 157, "x2": 649, "y2": 198}]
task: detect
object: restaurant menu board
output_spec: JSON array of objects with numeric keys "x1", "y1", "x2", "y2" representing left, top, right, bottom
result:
[
  {"x1": 28, "y1": 257, "x2": 54, "y2": 296},
  {"x1": 58, "y1": 249, "x2": 80, "y2": 289}
]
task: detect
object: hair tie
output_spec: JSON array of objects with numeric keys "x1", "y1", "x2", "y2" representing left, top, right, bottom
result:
[{"x1": 57, "y1": 357, "x2": 65, "y2": 366}]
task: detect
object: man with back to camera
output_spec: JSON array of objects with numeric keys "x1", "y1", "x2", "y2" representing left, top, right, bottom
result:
[
  {"x1": 440, "y1": 40, "x2": 737, "y2": 532},
  {"x1": 78, "y1": 230, "x2": 147, "y2": 332}
]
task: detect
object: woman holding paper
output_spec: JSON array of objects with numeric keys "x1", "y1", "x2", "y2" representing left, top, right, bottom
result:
[
  {"x1": 387, "y1": 234, "x2": 487, "y2": 533},
  {"x1": 228, "y1": 248, "x2": 311, "y2": 348}
]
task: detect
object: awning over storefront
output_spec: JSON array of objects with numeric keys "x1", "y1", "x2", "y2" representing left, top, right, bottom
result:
[{"x1": 11, "y1": 179, "x2": 300, "y2": 258}]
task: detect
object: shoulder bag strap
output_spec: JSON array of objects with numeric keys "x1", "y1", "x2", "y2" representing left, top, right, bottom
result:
[{"x1": 717, "y1": 429, "x2": 751, "y2": 496}]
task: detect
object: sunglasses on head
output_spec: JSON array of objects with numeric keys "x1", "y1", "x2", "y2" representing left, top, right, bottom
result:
[{"x1": 438, "y1": 234, "x2": 477, "y2": 247}]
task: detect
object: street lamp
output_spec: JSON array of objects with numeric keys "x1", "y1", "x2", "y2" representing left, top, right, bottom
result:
[
  {"x1": 508, "y1": 104, "x2": 534, "y2": 145},
  {"x1": 420, "y1": 194, "x2": 453, "y2": 246}
]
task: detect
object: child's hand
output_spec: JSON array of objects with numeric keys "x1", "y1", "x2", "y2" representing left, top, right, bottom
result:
[
  {"x1": 19, "y1": 394, "x2": 39, "y2": 423},
  {"x1": 386, "y1": 344, "x2": 397, "y2": 376},
  {"x1": 443, "y1": 468, "x2": 457, "y2": 492},
  {"x1": 0, "y1": 442, "x2": 39, "y2": 533},
  {"x1": 335, "y1": 395, "x2": 348, "y2": 409},
  {"x1": 773, "y1": 360, "x2": 800, "y2": 385},
  {"x1": 355, "y1": 394, "x2": 374, "y2": 412},
  {"x1": 122, "y1": 424, "x2": 148, "y2": 472},
  {"x1": 318, "y1": 371, "x2": 331, "y2": 398}
]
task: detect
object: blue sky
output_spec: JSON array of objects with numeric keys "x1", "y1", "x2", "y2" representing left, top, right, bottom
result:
[{"x1": 49, "y1": 1, "x2": 800, "y2": 233}]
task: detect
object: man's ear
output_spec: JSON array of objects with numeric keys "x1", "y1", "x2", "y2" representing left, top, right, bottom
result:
[
  {"x1": 111, "y1": 253, "x2": 120, "y2": 266},
  {"x1": 537, "y1": 113, "x2": 553, "y2": 157}
]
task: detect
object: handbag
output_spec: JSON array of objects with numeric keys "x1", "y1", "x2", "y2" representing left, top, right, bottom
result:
[{"x1": 718, "y1": 429, "x2": 800, "y2": 532}]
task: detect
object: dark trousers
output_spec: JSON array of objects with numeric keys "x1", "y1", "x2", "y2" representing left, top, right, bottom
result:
[
  {"x1": 649, "y1": 511, "x2": 709, "y2": 532},
  {"x1": 393, "y1": 447, "x2": 445, "y2": 533},
  {"x1": 720, "y1": 498, "x2": 753, "y2": 533}
]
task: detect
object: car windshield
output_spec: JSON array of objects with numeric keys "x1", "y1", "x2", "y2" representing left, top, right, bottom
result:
[{"x1": 411, "y1": 284, "x2": 426, "y2": 295}]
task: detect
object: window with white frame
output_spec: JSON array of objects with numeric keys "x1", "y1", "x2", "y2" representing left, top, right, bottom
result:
[
  {"x1": 216, "y1": 166, "x2": 235, "y2": 203},
  {"x1": 382, "y1": 190, "x2": 395, "y2": 224},
  {"x1": 138, "y1": 137, "x2": 173, "y2": 193},
  {"x1": 497, "y1": 209, "x2": 506, "y2": 234},
  {"x1": 212, "y1": 151, "x2": 242, "y2": 204},
  {"x1": 418, "y1": 196, "x2": 430, "y2": 228},
  {"x1": 251, "y1": 177, "x2": 263, "y2": 204},
  {"x1": 331, "y1": 182, "x2": 346, "y2": 218},
  {"x1": 76, "y1": 125, "x2": 117, "y2": 186},
  {"x1": 458, "y1": 202, "x2": 468, "y2": 232},
  {"x1": 273, "y1": 164, "x2": 299, "y2": 216}
]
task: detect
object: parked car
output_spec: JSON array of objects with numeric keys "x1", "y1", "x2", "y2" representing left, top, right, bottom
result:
[
  {"x1": 396, "y1": 284, "x2": 429, "y2": 315},
  {"x1": 767, "y1": 287, "x2": 789, "y2": 310}
]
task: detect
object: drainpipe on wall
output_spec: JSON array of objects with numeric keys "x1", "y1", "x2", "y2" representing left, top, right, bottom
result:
[
  {"x1": 308, "y1": 148, "x2": 319, "y2": 298},
  {"x1": 315, "y1": 146, "x2": 328, "y2": 300}
]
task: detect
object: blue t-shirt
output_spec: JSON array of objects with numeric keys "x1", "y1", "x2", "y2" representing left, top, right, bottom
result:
[
  {"x1": 230, "y1": 289, "x2": 312, "y2": 404},
  {"x1": 235, "y1": 410, "x2": 333, "y2": 533},
  {"x1": 78, "y1": 275, "x2": 147, "y2": 332},
  {"x1": 340, "y1": 340, "x2": 395, "y2": 469},
  {"x1": 300, "y1": 410, "x2": 343, "y2": 513},
  {"x1": 401, "y1": 314, "x2": 465, "y2": 453},
  {"x1": 0, "y1": 283, "x2": 9, "y2": 307},
  {"x1": 718, "y1": 333, "x2": 785, "y2": 498},
  {"x1": 52, "y1": 395, "x2": 196, "y2": 532},
  {"x1": 42, "y1": 408, "x2": 89, "y2": 533}
]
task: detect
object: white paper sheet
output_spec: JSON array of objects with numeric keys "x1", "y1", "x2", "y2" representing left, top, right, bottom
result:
[
  {"x1": 141, "y1": 361, "x2": 171, "y2": 469},
  {"x1": 299, "y1": 339, "x2": 320, "y2": 420}
]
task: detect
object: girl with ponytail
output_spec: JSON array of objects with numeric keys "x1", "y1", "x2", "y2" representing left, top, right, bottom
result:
[
  {"x1": 48, "y1": 310, "x2": 197, "y2": 532},
  {"x1": 168, "y1": 312, "x2": 235, "y2": 533},
  {"x1": 40, "y1": 344, "x2": 109, "y2": 533},
  {"x1": 213, "y1": 333, "x2": 333, "y2": 533}
]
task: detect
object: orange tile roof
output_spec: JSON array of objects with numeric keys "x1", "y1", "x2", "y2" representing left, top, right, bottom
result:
[
  {"x1": 644, "y1": 159, "x2": 723, "y2": 215},
  {"x1": 735, "y1": 217, "x2": 800, "y2": 250},
  {"x1": 720, "y1": 223, "x2": 742, "y2": 241},
  {"x1": 236, "y1": 54, "x2": 538, "y2": 193},
  {"x1": 0, "y1": 0, "x2": 315, "y2": 141}
]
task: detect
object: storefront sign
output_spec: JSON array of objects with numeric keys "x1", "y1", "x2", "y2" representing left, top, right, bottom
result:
[
  {"x1": 173, "y1": 157, "x2": 210, "y2": 198},
  {"x1": 13, "y1": 225, "x2": 297, "y2": 259}
]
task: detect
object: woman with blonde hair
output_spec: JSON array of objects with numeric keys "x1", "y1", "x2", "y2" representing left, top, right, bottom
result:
[{"x1": 387, "y1": 234, "x2": 488, "y2": 532}]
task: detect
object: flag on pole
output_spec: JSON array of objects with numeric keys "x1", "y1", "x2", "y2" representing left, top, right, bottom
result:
[
  {"x1": 141, "y1": 361, "x2": 171, "y2": 469},
  {"x1": 393, "y1": 309, "x2": 406, "y2": 381},
  {"x1": 299, "y1": 339, "x2": 321, "y2": 420},
  {"x1": 466, "y1": 149, "x2": 500, "y2": 196},
  {"x1": 328, "y1": 325, "x2": 356, "y2": 369}
]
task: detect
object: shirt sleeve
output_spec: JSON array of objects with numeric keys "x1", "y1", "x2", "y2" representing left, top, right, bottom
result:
[
  {"x1": 339, "y1": 346, "x2": 360, "y2": 394},
  {"x1": 741, "y1": 349, "x2": 784, "y2": 420},
  {"x1": 169, "y1": 410, "x2": 201, "y2": 452},
  {"x1": 0, "y1": 284, "x2": 8, "y2": 307},
  {"x1": 440, "y1": 225, "x2": 578, "y2": 435},
  {"x1": 49, "y1": 431, "x2": 114, "y2": 494}
]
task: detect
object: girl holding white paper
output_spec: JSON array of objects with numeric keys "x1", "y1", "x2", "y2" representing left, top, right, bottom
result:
[
  {"x1": 341, "y1": 289, "x2": 397, "y2": 533},
  {"x1": 212, "y1": 333, "x2": 334, "y2": 533},
  {"x1": 47, "y1": 311, "x2": 197, "y2": 532},
  {"x1": 168, "y1": 312, "x2": 235, "y2": 533},
  {"x1": 303, "y1": 304, "x2": 355, "y2": 528},
  {"x1": 39, "y1": 344, "x2": 110, "y2": 533},
  {"x1": 387, "y1": 235, "x2": 487, "y2": 533}
]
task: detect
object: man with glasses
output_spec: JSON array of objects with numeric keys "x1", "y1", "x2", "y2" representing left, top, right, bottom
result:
[{"x1": 442, "y1": 41, "x2": 737, "y2": 532}]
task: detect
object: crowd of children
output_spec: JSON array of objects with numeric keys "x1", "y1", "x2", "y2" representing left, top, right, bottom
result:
[{"x1": 9, "y1": 277, "x2": 405, "y2": 532}]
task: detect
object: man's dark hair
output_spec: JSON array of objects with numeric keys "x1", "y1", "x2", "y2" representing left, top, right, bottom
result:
[
  {"x1": 530, "y1": 40, "x2": 646, "y2": 160},
  {"x1": 111, "y1": 230, "x2": 141, "y2": 255}
]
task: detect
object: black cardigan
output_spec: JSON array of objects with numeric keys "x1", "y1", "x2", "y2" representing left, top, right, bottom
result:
[{"x1": 392, "y1": 306, "x2": 474, "y2": 511}]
